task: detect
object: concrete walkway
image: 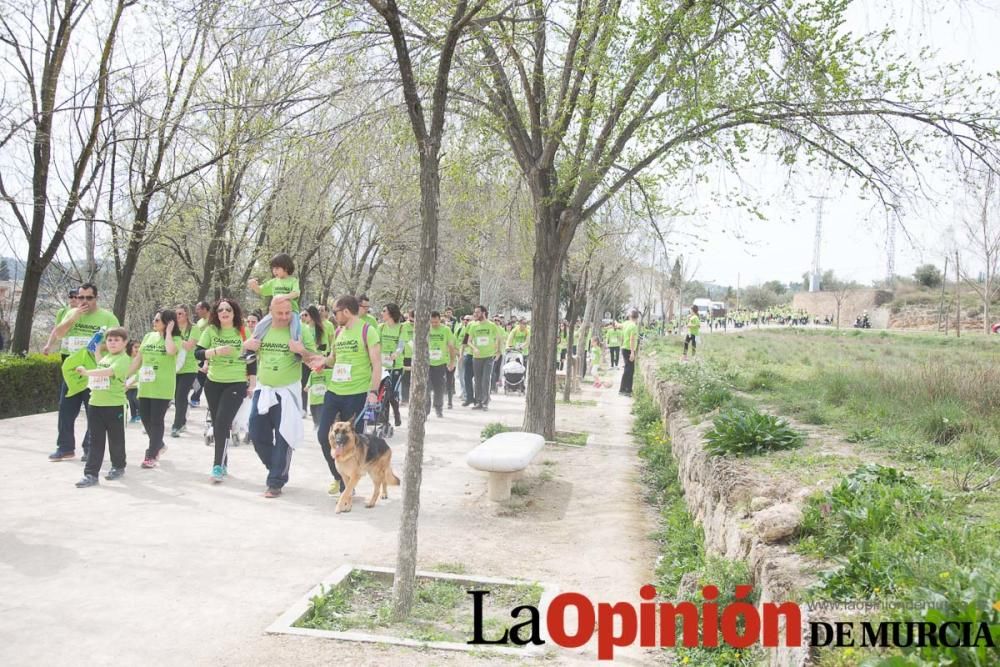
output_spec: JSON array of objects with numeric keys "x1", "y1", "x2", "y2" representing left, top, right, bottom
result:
[{"x1": 0, "y1": 372, "x2": 656, "y2": 666}]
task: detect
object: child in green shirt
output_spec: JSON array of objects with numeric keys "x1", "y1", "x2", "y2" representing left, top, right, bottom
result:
[
  {"x1": 245, "y1": 253, "x2": 301, "y2": 361},
  {"x1": 74, "y1": 327, "x2": 132, "y2": 487}
]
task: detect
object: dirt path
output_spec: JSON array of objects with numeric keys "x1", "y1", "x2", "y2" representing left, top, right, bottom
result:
[{"x1": 0, "y1": 372, "x2": 657, "y2": 666}]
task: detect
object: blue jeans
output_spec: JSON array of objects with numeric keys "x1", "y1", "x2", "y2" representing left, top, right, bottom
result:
[
  {"x1": 317, "y1": 391, "x2": 368, "y2": 483},
  {"x1": 57, "y1": 378, "x2": 91, "y2": 453},
  {"x1": 249, "y1": 391, "x2": 294, "y2": 490}
]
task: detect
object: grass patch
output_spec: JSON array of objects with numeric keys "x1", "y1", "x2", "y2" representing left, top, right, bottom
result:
[
  {"x1": 295, "y1": 570, "x2": 542, "y2": 646},
  {"x1": 647, "y1": 329, "x2": 1000, "y2": 663},
  {"x1": 632, "y1": 379, "x2": 762, "y2": 665},
  {"x1": 557, "y1": 398, "x2": 598, "y2": 407},
  {"x1": 480, "y1": 422, "x2": 514, "y2": 441},
  {"x1": 552, "y1": 430, "x2": 587, "y2": 446}
]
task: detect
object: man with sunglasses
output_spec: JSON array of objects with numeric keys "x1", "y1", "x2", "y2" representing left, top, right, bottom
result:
[{"x1": 47, "y1": 283, "x2": 120, "y2": 462}]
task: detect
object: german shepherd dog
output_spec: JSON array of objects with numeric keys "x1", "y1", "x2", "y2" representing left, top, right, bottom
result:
[{"x1": 330, "y1": 420, "x2": 400, "y2": 513}]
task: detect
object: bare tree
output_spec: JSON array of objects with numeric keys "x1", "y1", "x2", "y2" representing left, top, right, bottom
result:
[
  {"x1": 0, "y1": 0, "x2": 135, "y2": 353},
  {"x1": 959, "y1": 170, "x2": 1000, "y2": 333}
]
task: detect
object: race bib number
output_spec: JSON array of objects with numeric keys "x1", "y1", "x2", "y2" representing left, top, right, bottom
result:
[
  {"x1": 476, "y1": 336, "x2": 489, "y2": 347},
  {"x1": 429, "y1": 349, "x2": 443, "y2": 361},
  {"x1": 139, "y1": 366, "x2": 156, "y2": 383},
  {"x1": 66, "y1": 336, "x2": 90, "y2": 352},
  {"x1": 310, "y1": 383, "x2": 327, "y2": 398},
  {"x1": 88, "y1": 375, "x2": 110, "y2": 391},
  {"x1": 332, "y1": 363, "x2": 352, "y2": 382}
]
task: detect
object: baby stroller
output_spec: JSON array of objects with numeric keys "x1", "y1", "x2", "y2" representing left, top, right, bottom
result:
[
  {"x1": 502, "y1": 349, "x2": 526, "y2": 395},
  {"x1": 365, "y1": 369, "x2": 401, "y2": 440}
]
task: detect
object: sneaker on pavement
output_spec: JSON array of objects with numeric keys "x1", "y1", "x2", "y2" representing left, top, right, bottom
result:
[
  {"x1": 435, "y1": 409, "x2": 444, "y2": 418},
  {"x1": 222, "y1": 465, "x2": 228, "y2": 477},
  {"x1": 189, "y1": 399, "x2": 200, "y2": 408},
  {"x1": 48, "y1": 450, "x2": 75, "y2": 462},
  {"x1": 482, "y1": 405, "x2": 489, "y2": 412},
  {"x1": 75, "y1": 474, "x2": 99, "y2": 488},
  {"x1": 105, "y1": 467, "x2": 125, "y2": 480},
  {"x1": 264, "y1": 487, "x2": 281, "y2": 498},
  {"x1": 141, "y1": 457, "x2": 157, "y2": 469},
  {"x1": 328, "y1": 481, "x2": 342, "y2": 496},
  {"x1": 129, "y1": 415, "x2": 142, "y2": 424},
  {"x1": 211, "y1": 465, "x2": 225, "y2": 483}
]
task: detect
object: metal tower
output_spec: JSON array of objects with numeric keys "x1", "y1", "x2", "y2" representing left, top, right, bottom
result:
[{"x1": 809, "y1": 195, "x2": 827, "y2": 292}]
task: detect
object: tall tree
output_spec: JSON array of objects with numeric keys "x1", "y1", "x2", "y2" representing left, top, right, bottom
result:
[
  {"x1": 460, "y1": 0, "x2": 1000, "y2": 437},
  {"x1": 362, "y1": 0, "x2": 489, "y2": 620},
  {"x1": 0, "y1": 0, "x2": 134, "y2": 353}
]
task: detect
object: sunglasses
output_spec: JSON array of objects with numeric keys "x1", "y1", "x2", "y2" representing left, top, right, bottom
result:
[
  {"x1": 78, "y1": 295, "x2": 96, "y2": 301},
  {"x1": 217, "y1": 306, "x2": 233, "y2": 313}
]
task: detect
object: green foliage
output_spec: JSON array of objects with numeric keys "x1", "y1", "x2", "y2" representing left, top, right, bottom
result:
[
  {"x1": 480, "y1": 422, "x2": 513, "y2": 441},
  {"x1": 913, "y1": 264, "x2": 944, "y2": 288},
  {"x1": 914, "y1": 403, "x2": 969, "y2": 445},
  {"x1": 704, "y1": 408, "x2": 804, "y2": 456},
  {"x1": 0, "y1": 353, "x2": 62, "y2": 419}
]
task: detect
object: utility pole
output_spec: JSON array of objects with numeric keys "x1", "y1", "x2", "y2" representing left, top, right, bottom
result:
[
  {"x1": 955, "y1": 251, "x2": 961, "y2": 338},
  {"x1": 938, "y1": 256, "x2": 949, "y2": 334},
  {"x1": 886, "y1": 217, "x2": 896, "y2": 288},
  {"x1": 809, "y1": 195, "x2": 828, "y2": 292}
]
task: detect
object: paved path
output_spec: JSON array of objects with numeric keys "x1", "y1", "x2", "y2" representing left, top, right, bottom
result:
[{"x1": 0, "y1": 372, "x2": 656, "y2": 666}]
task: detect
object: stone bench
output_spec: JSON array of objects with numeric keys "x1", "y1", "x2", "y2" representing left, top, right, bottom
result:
[{"x1": 466, "y1": 431, "x2": 545, "y2": 501}]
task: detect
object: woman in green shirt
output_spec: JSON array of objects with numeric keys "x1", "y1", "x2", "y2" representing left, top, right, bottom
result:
[
  {"x1": 378, "y1": 303, "x2": 405, "y2": 427},
  {"x1": 171, "y1": 304, "x2": 201, "y2": 437},
  {"x1": 130, "y1": 309, "x2": 180, "y2": 468},
  {"x1": 399, "y1": 309, "x2": 415, "y2": 404},
  {"x1": 300, "y1": 306, "x2": 327, "y2": 410},
  {"x1": 196, "y1": 299, "x2": 254, "y2": 483}
]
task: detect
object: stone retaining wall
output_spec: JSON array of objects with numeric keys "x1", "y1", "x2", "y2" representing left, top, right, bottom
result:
[{"x1": 640, "y1": 361, "x2": 817, "y2": 666}]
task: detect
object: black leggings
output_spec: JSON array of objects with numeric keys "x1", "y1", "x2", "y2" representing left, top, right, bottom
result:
[
  {"x1": 609, "y1": 346, "x2": 620, "y2": 367},
  {"x1": 204, "y1": 379, "x2": 247, "y2": 467},
  {"x1": 173, "y1": 372, "x2": 197, "y2": 429},
  {"x1": 85, "y1": 405, "x2": 126, "y2": 477},
  {"x1": 139, "y1": 397, "x2": 170, "y2": 459},
  {"x1": 401, "y1": 358, "x2": 412, "y2": 402},
  {"x1": 388, "y1": 368, "x2": 402, "y2": 425},
  {"x1": 683, "y1": 334, "x2": 697, "y2": 355}
]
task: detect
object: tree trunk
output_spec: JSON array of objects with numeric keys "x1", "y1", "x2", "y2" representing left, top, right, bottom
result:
[
  {"x1": 10, "y1": 260, "x2": 45, "y2": 355},
  {"x1": 955, "y1": 252, "x2": 961, "y2": 338},
  {"x1": 391, "y1": 146, "x2": 440, "y2": 620},
  {"x1": 524, "y1": 222, "x2": 564, "y2": 439}
]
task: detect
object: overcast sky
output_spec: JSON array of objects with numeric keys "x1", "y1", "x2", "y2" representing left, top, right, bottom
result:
[{"x1": 667, "y1": 0, "x2": 1000, "y2": 289}]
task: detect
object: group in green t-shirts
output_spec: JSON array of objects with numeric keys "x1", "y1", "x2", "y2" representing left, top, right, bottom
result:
[{"x1": 40, "y1": 273, "x2": 598, "y2": 497}]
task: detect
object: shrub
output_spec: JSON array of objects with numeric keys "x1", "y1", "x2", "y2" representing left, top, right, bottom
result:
[
  {"x1": 915, "y1": 403, "x2": 969, "y2": 445},
  {"x1": 480, "y1": 422, "x2": 512, "y2": 441},
  {"x1": 704, "y1": 408, "x2": 804, "y2": 456},
  {"x1": 0, "y1": 353, "x2": 63, "y2": 419}
]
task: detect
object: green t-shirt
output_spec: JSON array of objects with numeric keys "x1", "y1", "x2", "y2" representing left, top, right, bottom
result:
[
  {"x1": 400, "y1": 321, "x2": 414, "y2": 359},
  {"x1": 466, "y1": 321, "x2": 502, "y2": 359},
  {"x1": 687, "y1": 314, "x2": 701, "y2": 336},
  {"x1": 590, "y1": 345, "x2": 602, "y2": 367},
  {"x1": 60, "y1": 308, "x2": 120, "y2": 354},
  {"x1": 322, "y1": 319, "x2": 335, "y2": 345},
  {"x1": 260, "y1": 276, "x2": 300, "y2": 312},
  {"x1": 621, "y1": 321, "x2": 639, "y2": 351},
  {"x1": 257, "y1": 326, "x2": 306, "y2": 387},
  {"x1": 506, "y1": 326, "x2": 530, "y2": 353},
  {"x1": 361, "y1": 313, "x2": 378, "y2": 328},
  {"x1": 301, "y1": 323, "x2": 328, "y2": 354},
  {"x1": 307, "y1": 368, "x2": 331, "y2": 405},
  {"x1": 379, "y1": 322, "x2": 403, "y2": 370},
  {"x1": 428, "y1": 325, "x2": 455, "y2": 367},
  {"x1": 327, "y1": 320, "x2": 381, "y2": 396},
  {"x1": 198, "y1": 325, "x2": 247, "y2": 384},
  {"x1": 89, "y1": 351, "x2": 131, "y2": 407},
  {"x1": 607, "y1": 328, "x2": 623, "y2": 347},
  {"x1": 137, "y1": 331, "x2": 181, "y2": 400},
  {"x1": 177, "y1": 324, "x2": 199, "y2": 374}
]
